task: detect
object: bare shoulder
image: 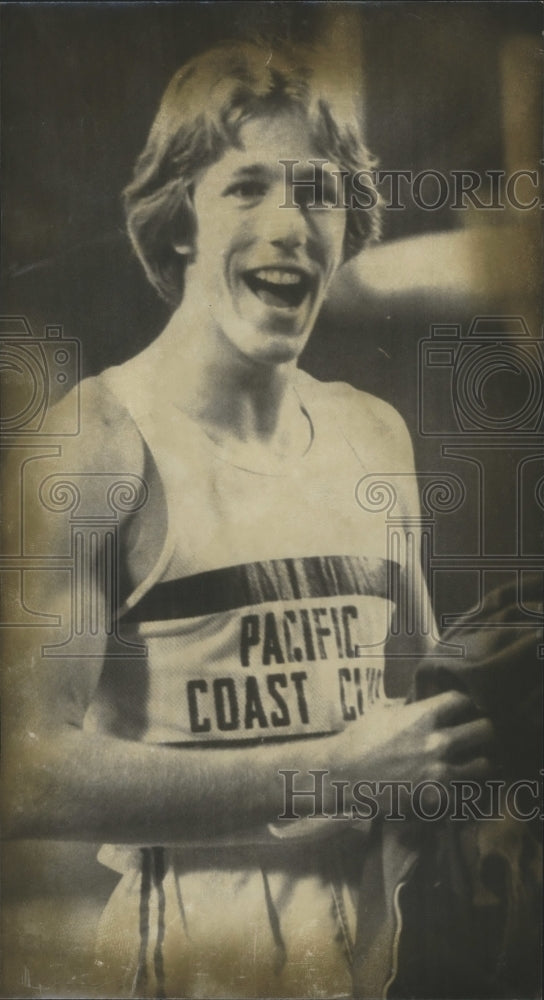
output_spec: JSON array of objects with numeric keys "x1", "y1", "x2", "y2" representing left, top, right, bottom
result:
[
  {"x1": 2, "y1": 372, "x2": 147, "y2": 568},
  {"x1": 300, "y1": 372, "x2": 415, "y2": 471},
  {"x1": 50, "y1": 371, "x2": 146, "y2": 478}
]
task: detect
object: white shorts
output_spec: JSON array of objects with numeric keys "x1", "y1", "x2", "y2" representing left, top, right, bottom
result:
[{"x1": 95, "y1": 831, "x2": 365, "y2": 999}]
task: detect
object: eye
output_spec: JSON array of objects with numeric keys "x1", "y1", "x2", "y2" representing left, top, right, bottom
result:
[
  {"x1": 292, "y1": 174, "x2": 339, "y2": 210},
  {"x1": 223, "y1": 179, "x2": 267, "y2": 201}
]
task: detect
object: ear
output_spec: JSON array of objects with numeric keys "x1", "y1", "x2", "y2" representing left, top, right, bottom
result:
[{"x1": 172, "y1": 243, "x2": 193, "y2": 256}]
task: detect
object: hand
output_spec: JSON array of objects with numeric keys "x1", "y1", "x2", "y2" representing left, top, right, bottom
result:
[{"x1": 332, "y1": 690, "x2": 496, "y2": 788}]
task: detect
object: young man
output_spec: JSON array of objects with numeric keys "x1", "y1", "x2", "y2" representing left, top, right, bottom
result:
[{"x1": 5, "y1": 41, "x2": 494, "y2": 998}]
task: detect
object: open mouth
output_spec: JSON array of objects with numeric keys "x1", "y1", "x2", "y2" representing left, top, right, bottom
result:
[{"x1": 243, "y1": 268, "x2": 312, "y2": 310}]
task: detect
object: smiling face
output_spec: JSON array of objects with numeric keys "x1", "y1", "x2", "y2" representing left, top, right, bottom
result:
[{"x1": 184, "y1": 110, "x2": 346, "y2": 367}]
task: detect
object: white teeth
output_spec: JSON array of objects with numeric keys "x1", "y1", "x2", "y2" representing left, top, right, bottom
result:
[{"x1": 253, "y1": 269, "x2": 302, "y2": 285}]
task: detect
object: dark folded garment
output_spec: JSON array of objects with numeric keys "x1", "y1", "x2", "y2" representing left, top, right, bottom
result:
[{"x1": 411, "y1": 574, "x2": 543, "y2": 781}]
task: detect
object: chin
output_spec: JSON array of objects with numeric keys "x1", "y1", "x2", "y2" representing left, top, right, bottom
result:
[{"x1": 253, "y1": 333, "x2": 307, "y2": 366}]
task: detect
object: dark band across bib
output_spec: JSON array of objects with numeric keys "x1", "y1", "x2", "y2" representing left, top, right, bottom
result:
[{"x1": 123, "y1": 554, "x2": 400, "y2": 623}]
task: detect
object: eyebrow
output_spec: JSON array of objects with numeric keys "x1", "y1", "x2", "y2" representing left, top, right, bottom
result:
[
  {"x1": 226, "y1": 162, "x2": 338, "y2": 182},
  {"x1": 227, "y1": 164, "x2": 271, "y2": 178}
]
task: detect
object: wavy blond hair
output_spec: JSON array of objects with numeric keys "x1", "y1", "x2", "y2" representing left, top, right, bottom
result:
[{"x1": 124, "y1": 39, "x2": 381, "y2": 305}]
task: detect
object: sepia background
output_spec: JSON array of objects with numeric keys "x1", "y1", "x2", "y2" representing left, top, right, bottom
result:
[{"x1": 1, "y1": 2, "x2": 542, "y2": 996}]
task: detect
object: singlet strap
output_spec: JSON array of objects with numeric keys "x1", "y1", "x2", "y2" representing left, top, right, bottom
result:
[{"x1": 100, "y1": 362, "x2": 178, "y2": 616}]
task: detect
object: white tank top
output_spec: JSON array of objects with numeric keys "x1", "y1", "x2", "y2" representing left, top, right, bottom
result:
[{"x1": 88, "y1": 359, "x2": 399, "y2": 750}]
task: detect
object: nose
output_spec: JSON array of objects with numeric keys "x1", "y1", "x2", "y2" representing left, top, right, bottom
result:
[
  {"x1": 270, "y1": 233, "x2": 303, "y2": 254},
  {"x1": 272, "y1": 231, "x2": 302, "y2": 252},
  {"x1": 261, "y1": 195, "x2": 308, "y2": 254}
]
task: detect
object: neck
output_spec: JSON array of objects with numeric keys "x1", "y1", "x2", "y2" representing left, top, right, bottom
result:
[{"x1": 149, "y1": 307, "x2": 304, "y2": 450}]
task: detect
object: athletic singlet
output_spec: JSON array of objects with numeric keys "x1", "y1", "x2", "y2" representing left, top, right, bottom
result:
[
  {"x1": 88, "y1": 360, "x2": 398, "y2": 755},
  {"x1": 88, "y1": 357, "x2": 403, "y2": 998}
]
